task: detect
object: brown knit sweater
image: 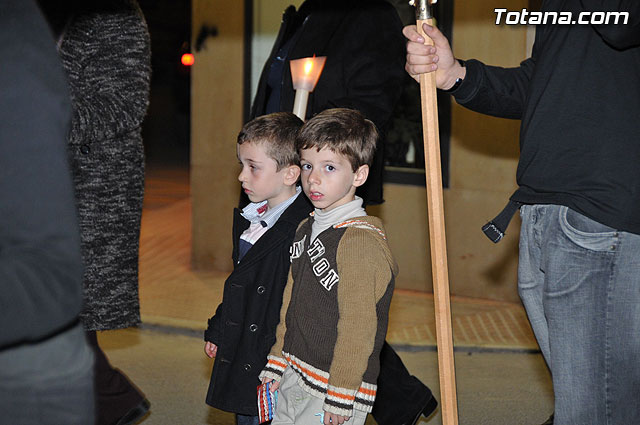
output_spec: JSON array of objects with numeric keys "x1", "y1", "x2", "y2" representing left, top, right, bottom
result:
[{"x1": 259, "y1": 215, "x2": 398, "y2": 416}]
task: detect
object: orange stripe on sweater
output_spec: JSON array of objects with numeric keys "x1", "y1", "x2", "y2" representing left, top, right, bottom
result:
[
  {"x1": 327, "y1": 389, "x2": 356, "y2": 401},
  {"x1": 286, "y1": 356, "x2": 377, "y2": 399},
  {"x1": 333, "y1": 220, "x2": 386, "y2": 238},
  {"x1": 268, "y1": 359, "x2": 287, "y2": 370},
  {"x1": 358, "y1": 386, "x2": 377, "y2": 396},
  {"x1": 286, "y1": 356, "x2": 329, "y2": 385}
]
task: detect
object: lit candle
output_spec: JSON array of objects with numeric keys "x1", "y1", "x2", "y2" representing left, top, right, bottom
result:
[{"x1": 289, "y1": 56, "x2": 326, "y2": 120}]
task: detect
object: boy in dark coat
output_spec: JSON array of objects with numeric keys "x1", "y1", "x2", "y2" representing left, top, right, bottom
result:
[{"x1": 204, "y1": 112, "x2": 312, "y2": 425}]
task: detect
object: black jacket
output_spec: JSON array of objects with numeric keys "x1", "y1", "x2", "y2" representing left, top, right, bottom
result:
[
  {"x1": 251, "y1": 0, "x2": 406, "y2": 205},
  {"x1": 204, "y1": 194, "x2": 313, "y2": 415}
]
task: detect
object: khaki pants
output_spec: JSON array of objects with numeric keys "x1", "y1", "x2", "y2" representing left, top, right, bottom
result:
[{"x1": 272, "y1": 367, "x2": 368, "y2": 425}]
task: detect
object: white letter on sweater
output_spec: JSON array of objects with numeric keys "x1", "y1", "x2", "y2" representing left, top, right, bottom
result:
[
  {"x1": 320, "y1": 270, "x2": 339, "y2": 291},
  {"x1": 307, "y1": 239, "x2": 326, "y2": 262},
  {"x1": 313, "y1": 258, "x2": 330, "y2": 276},
  {"x1": 290, "y1": 235, "x2": 306, "y2": 261}
]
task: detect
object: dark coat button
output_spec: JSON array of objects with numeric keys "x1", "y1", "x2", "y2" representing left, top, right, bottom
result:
[
  {"x1": 249, "y1": 324, "x2": 258, "y2": 332},
  {"x1": 80, "y1": 144, "x2": 90, "y2": 154},
  {"x1": 257, "y1": 286, "x2": 266, "y2": 294},
  {"x1": 243, "y1": 363, "x2": 252, "y2": 371}
]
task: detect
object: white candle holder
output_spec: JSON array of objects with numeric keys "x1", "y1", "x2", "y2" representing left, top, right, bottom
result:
[{"x1": 290, "y1": 56, "x2": 327, "y2": 120}]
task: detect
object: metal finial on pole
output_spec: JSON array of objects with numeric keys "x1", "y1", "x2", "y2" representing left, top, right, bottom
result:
[{"x1": 409, "y1": 0, "x2": 436, "y2": 20}]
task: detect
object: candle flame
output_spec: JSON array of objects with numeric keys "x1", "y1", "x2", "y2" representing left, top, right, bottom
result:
[
  {"x1": 290, "y1": 55, "x2": 326, "y2": 92},
  {"x1": 304, "y1": 59, "x2": 313, "y2": 75}
]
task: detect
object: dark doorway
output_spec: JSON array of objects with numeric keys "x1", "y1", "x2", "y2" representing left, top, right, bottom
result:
[{"x1": 139, "y1": 0, "x2": 191, "y2": 168}]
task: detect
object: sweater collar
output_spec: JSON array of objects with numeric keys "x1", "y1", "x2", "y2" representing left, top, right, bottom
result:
[{"x1": 310, "y1": 196, "x2": 366, "y2": 242}]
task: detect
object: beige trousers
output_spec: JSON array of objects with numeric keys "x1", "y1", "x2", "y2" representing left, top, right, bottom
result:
[{"x1": 271, "y1": 367, "x2": 368, "y2": 425}]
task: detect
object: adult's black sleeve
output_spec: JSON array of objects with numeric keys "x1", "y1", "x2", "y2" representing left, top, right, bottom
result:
[
  {"x1": 0, "y1": 0, "x2": 84, "y2": 348},
  {"x1": 450, "y1": 57, "x2": 536, "y2": 120}
]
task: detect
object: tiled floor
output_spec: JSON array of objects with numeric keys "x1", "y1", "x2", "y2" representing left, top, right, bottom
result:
[{"x1": 100, "y1": 328, "x2": 553, "y2": 425}]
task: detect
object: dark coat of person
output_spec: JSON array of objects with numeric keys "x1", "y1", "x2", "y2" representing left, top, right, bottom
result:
[
  {"x1": 204, "y1": 194, "x2": 313, "y2": 415},
  {"x1": 58, "y1": 0, "x2": 151, "y2": 330},
  {"x1": 0, "y1": 0, "x2": 83, "y2": 349},
  {"x1": 251, "y1": 0, "x2": 406, "y2": 205}
]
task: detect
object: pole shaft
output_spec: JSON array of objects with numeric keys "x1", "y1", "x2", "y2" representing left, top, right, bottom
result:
[{"x1": 417, "y1": 17, "x2": 459, "y2": 425}]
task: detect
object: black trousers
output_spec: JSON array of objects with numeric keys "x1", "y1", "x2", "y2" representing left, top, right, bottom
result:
[
  {"x1": 371, "y1": 342, "x2": 435, "y2": 425},
  {"x1": 86, "y1": 331, "x2": 145, "y2": 425}
]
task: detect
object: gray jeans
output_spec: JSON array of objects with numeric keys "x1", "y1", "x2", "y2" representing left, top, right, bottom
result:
[
  {"x1": 0, "y1": 322, "x2": 95, "y2": 424},
  {"x1": 518, "y1": 205, "x2": 640, "y2": 425}
]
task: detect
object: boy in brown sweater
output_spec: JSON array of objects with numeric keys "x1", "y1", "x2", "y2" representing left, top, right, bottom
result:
[{"x1": 260, "y1": 108, "x2": 398, "y2": 425}]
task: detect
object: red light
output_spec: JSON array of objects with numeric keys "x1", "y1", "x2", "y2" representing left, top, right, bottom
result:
[{"x1": 181, "y1": 53, "x2": 195, "y2": 66}]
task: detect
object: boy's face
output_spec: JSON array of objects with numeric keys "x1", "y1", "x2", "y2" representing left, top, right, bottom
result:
[
  {"x1": 300, "y1": 147, "x2": 368, "y2": 212},
  {"x1": 237, "y1": 141, "x2": 298, "y2": 208}
]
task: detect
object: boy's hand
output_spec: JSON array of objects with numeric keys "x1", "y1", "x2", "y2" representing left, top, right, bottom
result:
[
  {"x1": 324, "y1": 411, "x2": 350, "y2": 424},
  {"x1": 204, "y1": 341, "x2": 217, "y2": 358}
]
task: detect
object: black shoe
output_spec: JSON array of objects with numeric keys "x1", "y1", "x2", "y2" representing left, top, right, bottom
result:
[
  {"x1": 540, "y1": 414, "x2": 554, "y2": 425},
  {"x1": 407, "y1": 395, "x2": 438, "y2": 425},
  {"x1": 115, "y1": 399, "x2": 150, "y2": 425}
]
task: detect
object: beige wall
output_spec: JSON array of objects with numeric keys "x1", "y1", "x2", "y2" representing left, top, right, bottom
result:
[
  {"x1": 190, "y1": 0, "x2": 530, "y2": 302},
  {"x1": 369, "y1": 185, "x2": 522, "y2": 303},
  {"x1": 191, "y1": 0, "x2": 244, "y2": 271},
  {"x1": 450, "y1": 0, "x2": 527, "y2": 301}
]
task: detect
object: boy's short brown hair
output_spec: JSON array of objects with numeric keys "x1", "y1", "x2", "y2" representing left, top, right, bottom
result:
[
  {"x1": 296, "y1": 108, "x2": 378, "y2": 171},
  {"x1": 237, "y1": 112, "x2": 304, "y2": 170}
]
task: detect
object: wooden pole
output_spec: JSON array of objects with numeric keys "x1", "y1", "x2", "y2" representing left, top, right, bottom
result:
[{"x1": 412, "y1": 1, "x2": 459, "y2": 423}]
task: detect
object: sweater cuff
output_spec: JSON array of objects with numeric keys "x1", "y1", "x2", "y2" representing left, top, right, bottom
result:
[
  {"x1": 323, "y1": 385, "x2": 356, "y2": 417},
  {"x1": 259, "y1": 355, "x2": 287, "y2": 382},
  {"x1": 451, "y1": 59, "x2": 483, "y2": 104}
]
